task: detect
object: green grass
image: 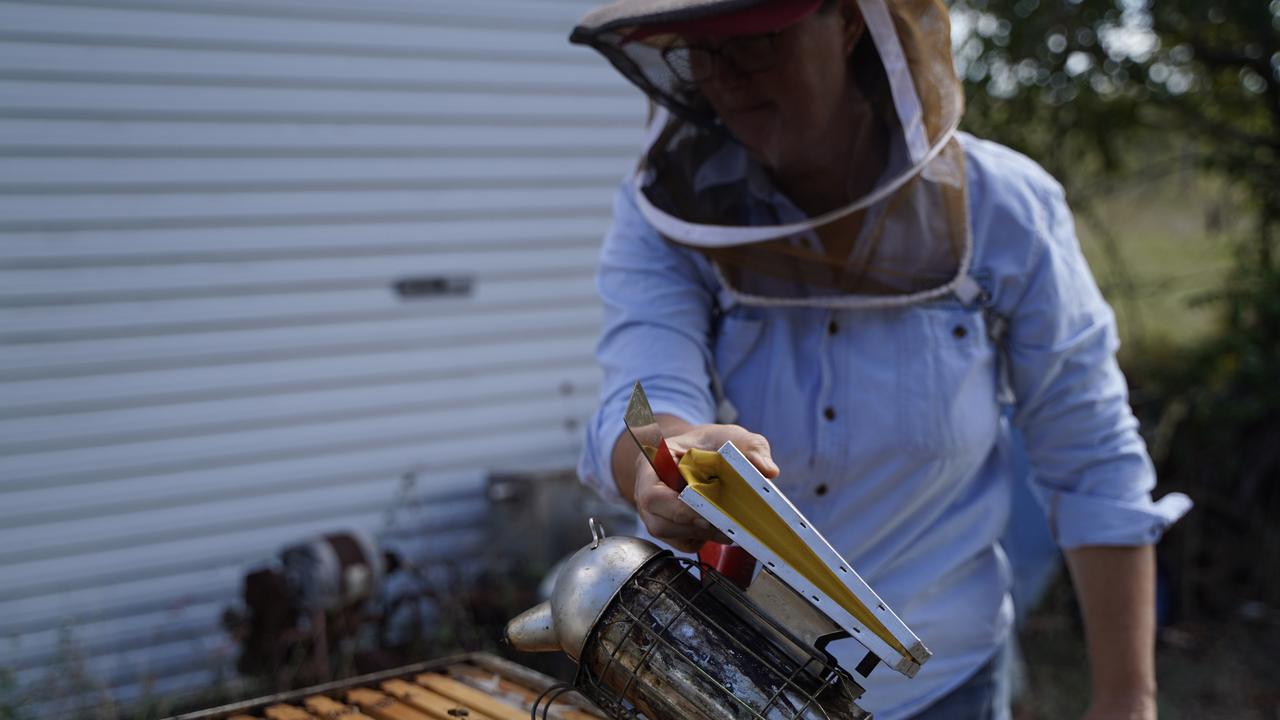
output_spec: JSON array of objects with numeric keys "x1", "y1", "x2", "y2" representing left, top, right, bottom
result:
[
  {"x1": 1071, "y1": 169, "x2": 1241, "y2": 353},
  {"x1": 1015, "y1": 579, "x2": 1280, "y2": 719}
]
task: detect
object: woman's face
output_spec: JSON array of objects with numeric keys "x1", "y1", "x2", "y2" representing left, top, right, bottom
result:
[{"x1": 692, "y1": 2, "x2": 862, "y2": 176}]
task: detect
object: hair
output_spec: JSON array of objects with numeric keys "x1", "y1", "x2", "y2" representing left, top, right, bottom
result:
[{"x1": 816, "y1": 0, "x2": 898, "y2": 129}]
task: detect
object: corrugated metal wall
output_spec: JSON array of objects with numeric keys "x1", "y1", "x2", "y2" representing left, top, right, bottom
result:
[{"x1": 0, "y1": 0, "x2": 638, "y2": 714}]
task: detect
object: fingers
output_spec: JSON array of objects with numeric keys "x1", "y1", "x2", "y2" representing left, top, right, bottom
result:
[
  {"x1": 640, "y1": 508, "x2": 728, "y2": 551},
  {"x1": 705, "y1": 528, "x2": 734, "y2": 545},
  {"x1": 645, "y1": 487, "x2": 703, "y2": 526},
  {"x1": 632, "y1": 455, "x2": 701, "y2": 524},
  {"x1": 669, "y1": 424, "x2": 779, "y2": 478},
  {"x1": 633, "y1": 454, "x2": 731, "y2": 551},
  {"x1": 630, "y1": 423, "x2": 778, "y2": 552},
  {"x1": 635, "y1": 479, "x2": 709, "y2": 537},
  {"x1": 665, "y1": 536, "x2": 706, "y2": 554},
  {"x1": 668, "y1": 530, "x2": 733, "y2": 553},
  {"x1": 736, "y1": 429, "x2": 779, "y2": 478}
]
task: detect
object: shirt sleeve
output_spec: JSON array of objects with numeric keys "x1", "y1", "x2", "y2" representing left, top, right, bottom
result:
[
  {"x1": 577, "y1": 180, "x2": 720, "y2": 504},
  {"x1": 1001, "y1": 179, "x2": 1191, "y2": 549}
]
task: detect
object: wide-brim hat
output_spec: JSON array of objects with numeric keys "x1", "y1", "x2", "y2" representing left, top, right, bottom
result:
[{"x1": 612, "y1": 0, "x2": 823, "y2": 41}]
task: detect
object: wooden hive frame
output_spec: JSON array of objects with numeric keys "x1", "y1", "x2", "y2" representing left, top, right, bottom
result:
[{"x1": 168, "y1": 653, "x2": 604, "y2": 720}]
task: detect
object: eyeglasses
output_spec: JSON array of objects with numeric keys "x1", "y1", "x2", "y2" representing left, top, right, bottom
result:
[{"x1": 660, "y1": 32, "x2": 782, "y2": 84}]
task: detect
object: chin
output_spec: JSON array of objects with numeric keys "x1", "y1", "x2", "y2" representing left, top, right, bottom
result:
[
  {"x1": 749, "y1": 142, "x2": 793, "y2": 174},
  {"x1": 731, "y1": 131, "x2": 783, "y2": 170},
  {"x1": 725, "y1": 118, "x2": 782, "y2": 163}
]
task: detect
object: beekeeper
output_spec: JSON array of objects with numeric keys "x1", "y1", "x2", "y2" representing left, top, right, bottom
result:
[{"x1": 571, "y1": 0, "x2": 1192, "y2": 717}]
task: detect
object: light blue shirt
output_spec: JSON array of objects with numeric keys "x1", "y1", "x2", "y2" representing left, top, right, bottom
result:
[{"x1": 578, "y1": 133, "x2": 1191, "y2": 718}]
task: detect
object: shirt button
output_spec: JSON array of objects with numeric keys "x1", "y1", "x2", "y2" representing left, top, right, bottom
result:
[
  {"x1": 815, "y1": 483, "x2": 829, "y2": 497},
  {"x1": 823, "y1": 406, "x2": 836, "y2": 421},
  {"x1": 952, "y1": 325, "x2": 968, "y2": 339},
  {"x1": 827, "y1": 320, "x2": 839, "y2": 335}
]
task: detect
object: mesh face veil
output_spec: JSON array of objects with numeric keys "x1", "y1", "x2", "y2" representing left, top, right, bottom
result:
[{"x1": 571, "y1": 0, "x2": 970, "y2": 308}]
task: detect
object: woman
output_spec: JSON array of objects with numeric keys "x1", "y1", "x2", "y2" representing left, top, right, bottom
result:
[{"x1": 570, "y1": 0, "x2": 1191, "y2": 717}]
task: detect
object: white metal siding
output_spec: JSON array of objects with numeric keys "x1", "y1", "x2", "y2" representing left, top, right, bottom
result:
[{"x1": 0, "y1": 0, "x2": 639, "y2": 714}]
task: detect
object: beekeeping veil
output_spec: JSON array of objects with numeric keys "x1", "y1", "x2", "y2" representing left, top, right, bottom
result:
[{"x1": 570, "y1": 0, "x2": 968, "y2": 308}]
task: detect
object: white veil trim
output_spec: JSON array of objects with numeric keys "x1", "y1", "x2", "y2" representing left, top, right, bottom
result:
[
  {"x1": 857, "y1": 0, "x2": 930, "y2": 163},
  {"x1": 633, "y1": 115, "x2": 959, "y2": 248}
]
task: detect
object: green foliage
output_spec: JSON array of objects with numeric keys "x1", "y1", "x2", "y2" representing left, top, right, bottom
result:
[
  {"x1": 1134, "y1": 263, "x2": 1280, "y2": 610},
  {"x1": 952, "y1": 0, "x2": 1279, "y2": 262},
  {"x1": 950, "y1": 0, "x2": 1280, "y2": 610}
]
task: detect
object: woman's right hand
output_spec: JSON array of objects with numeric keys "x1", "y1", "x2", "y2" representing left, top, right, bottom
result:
[{"x1": 631, "y1": 424, "x2": 780, "y2": 553}]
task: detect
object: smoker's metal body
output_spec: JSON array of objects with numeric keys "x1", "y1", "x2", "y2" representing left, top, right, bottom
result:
[{"x1": 507, "y1": 527, "x2": 871, "y2": 720}]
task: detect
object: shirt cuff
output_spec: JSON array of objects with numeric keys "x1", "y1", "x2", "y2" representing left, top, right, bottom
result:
[
  {"x1": 578, "y1": 414, "x2": 630, "y2": 506},
  {"x1": 1049, "y1": 490, "x2": 1193, "y2": 549}
]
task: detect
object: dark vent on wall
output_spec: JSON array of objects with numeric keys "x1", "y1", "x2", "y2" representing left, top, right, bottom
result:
[{"x1": 393, "y1": 275, "x2": 474, "y2": 299}]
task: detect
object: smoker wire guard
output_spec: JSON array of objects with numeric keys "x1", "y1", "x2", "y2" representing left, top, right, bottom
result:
[{"x1": 553, "y1": 551, "x2": 867, "y2": 720}]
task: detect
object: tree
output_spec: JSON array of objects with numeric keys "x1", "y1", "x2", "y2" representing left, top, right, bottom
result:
[
  {"x1": 952, "y1": 0, "x2": 1278, "y2": 265},
  {"x1": 951, "y1": 0, "x2": 1280, "y2": 612}
]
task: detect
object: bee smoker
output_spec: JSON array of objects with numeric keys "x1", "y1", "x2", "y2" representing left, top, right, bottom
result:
[{"x1": 505, "y1": 520, "x2": 871, "y2": 720}]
